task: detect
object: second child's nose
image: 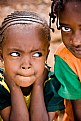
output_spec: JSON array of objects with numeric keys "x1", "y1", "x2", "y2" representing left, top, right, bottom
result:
[{"x1": 72, "y1": 32, "x2": 81, "y2": 47}]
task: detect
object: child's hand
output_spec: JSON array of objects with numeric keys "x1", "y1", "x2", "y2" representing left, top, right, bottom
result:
[
  {"x1": 3, "y1": 72, "x2": 19, "y2": 90},
  {"x1": 3, "y1": 73, "x2": 29, "y2": 121},
  {"x1": 34, "y1": 67, "x2": 48, "y2": 86}
]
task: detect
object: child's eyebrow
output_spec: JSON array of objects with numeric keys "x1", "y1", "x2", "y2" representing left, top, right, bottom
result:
[
  {"x1": 6, "y1": 48, "x2": 22, "y2": 52},
  {"x1": 60, "y1": 23, "x2": 81, "y2": 28},
  {"x1": 31, "y1": 49, "x2": 45, "y2": 52},
  {"x1": 7, "y1": 48, "x2": 45, "y2": 53},
  {"x1": 59, "y1": 23, "x2": 70, "y2": 26}
]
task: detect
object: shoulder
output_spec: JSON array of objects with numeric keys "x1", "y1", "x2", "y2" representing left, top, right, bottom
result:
[
  {"x1": 54, "y1": 43, "x2": 81, "y2": 74},
  {"x1": 0, "y1": 68, "x2": 4, "y2": 79},
  {"x1": 0, "y1": 68, "x2": 11, "y2": 110},
  {"x1": 0, "y1": 68, "x2": 10, "y2": 96},
  {"x1": 44, "y1": 71, "x2": 64, "y2": 112},
  {"x1": 55, "y1": 43, "x2": 73, "y2": 59},
  {"x1": 44, "y1": 71, "x2": 54, "y2": 85},
  {"x1": 44, "y1": 71, "x2": 61, "y2": 90},
  {"x1": 0, "y1": 68, "x2": 4, "y2": 87},
  {"x1": 55, "y1": 42, "x2": 66, "y2": 55},
  {"x1": 55, "y1": 43, "x2": 80, "y2": 62}
]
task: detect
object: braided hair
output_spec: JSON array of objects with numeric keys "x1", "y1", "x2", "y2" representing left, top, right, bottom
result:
[
  {"x1": 49, "y1": 0, "x2": 81, "y2": 32},
  {"x1": 0, "y1": 11, "x2": 50, "y2": 43}
]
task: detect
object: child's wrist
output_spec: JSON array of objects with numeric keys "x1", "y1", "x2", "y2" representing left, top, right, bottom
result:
[
  {"x1": 33, "y1": 82, "x2": 43, "y2": 88},
  {"x1": 9, "y1": 83, "x2": 20, "y2": 91}
]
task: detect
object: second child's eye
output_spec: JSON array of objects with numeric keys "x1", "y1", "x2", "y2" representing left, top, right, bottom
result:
[
  {"x1": 33, "y1": 52, "x2": 42, "y2": 57},
  {"x1": 10, "y1": 52, "x2": 20, "y2": 57},
  {"x1": 61, "y1": 26, "x2": 71, "y2": 32}
]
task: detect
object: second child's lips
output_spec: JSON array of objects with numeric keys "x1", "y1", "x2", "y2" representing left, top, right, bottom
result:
[
  {"x1": 71, "y1": 47, "x2": 81, "y2": 51},
  {"x1": 71, "y1": 48, "x2": 81, "y2": 55}
]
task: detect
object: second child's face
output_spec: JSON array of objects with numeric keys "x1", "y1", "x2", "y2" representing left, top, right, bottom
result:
[
  {"x1": 59, "y1": 1, "x2": 81, "y2": 58},
  {"x1": 2, "y1": 24, "x2": 49, "y2": 87}
]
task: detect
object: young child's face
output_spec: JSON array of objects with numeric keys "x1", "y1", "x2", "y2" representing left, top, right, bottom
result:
[
  {"x1": 59, "y1": 1, "x2": 81, "y2": 58},
  {"x1": 1, "y1": 24, "x2": 49, "y2": 87}
]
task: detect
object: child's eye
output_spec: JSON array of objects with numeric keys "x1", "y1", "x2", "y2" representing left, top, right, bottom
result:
[
  {"x1": 61, "y1": 26, "x2": 71, "y2": 32},
  {"x1": 10, "y1": 52, "x2": 20, "y2": 57},
  {"x1": 33, "y1": 52, "x2": 42, "y2": 57}
]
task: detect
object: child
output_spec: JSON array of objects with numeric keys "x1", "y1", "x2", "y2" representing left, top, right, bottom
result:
[
  {"x1": 0, "y1": 11, "x2": 64, "y2": 121},
  {"x1": 49, "y1": 0, "x2": 81, "y2": 121}
]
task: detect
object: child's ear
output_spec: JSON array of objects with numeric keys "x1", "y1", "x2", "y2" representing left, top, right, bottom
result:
[
  {"x1": 46, "y1": 49, "x2": 50, "y2": 60},
  {"x1": 0, "y1": 49, "x2": 3, "y2": 62}
]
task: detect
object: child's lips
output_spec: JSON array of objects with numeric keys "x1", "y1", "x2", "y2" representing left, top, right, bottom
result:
[
  {"x1": 15, "y1": 74, "x2": 36, "y2": 87},
  {"x1": 71, "y1": 47, "x2": 81, "y2": 53},
  {"x1": 18, "y1": 74, "x2": 34, "y2": 77},
  {"x1": 16, "y1": 74, "x2": 36, "y2": 82},
  {"x1": 17, "y1": 71, "x2": 35, "y2": 77}
]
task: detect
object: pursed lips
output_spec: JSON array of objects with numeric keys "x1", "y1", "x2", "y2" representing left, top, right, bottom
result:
[
  {"x1": 71, "y1": 47, "x2": 81, "y2": 51},
  {"x1": 17, "y1": 72, "x2": 35, "y2": 77},
  {"x1": 18, "y1": 74, "x2": 35, "y2": 77},
  {"x1": 69, "y1": 47, "x2": 81, "y2": 55},
  {"x1": 17, "y1": 70, "x2": 35, "y2": 77}
]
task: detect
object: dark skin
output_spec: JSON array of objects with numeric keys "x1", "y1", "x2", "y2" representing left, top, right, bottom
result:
[
  {"x1": 71, "y1": 100, "x2": 81, "y2": 121},
  {"x1": 30, "y1": 69, "x2": 59, "y2": 121},
  {"x1": 59, "y1": 1, "x2": 81, "y2": 120},
  {"x1": 0, "y1": 23, "x2": 50, "y2": 121},
  {"x1": 1, "y1": 73, "x2": 30, "y2": 121}
]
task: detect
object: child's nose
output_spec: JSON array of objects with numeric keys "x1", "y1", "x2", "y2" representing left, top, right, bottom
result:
[
  {"x1": 72, "y1": 32, "x2": 81, "y2": 47},
  {"x1": 21, "y1": 56, "x2": 31, "y2": 70}
]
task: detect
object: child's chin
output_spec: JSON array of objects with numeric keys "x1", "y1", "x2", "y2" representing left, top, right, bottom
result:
[
  {"x1": 16, "y1": 76, "x2": 36, "y2": 87},
  {"x1": 20, "y1": 83, "x2": 33, "y2": 87},
  {"x1": 17, "y1": 79, "x2": 35, "y2": 87}
]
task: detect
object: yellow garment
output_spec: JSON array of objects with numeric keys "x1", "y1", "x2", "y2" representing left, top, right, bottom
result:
[
  {"x1": 0, "y1": 72, "x2": 31, "y2": 108},
  {"x1": 0, "y1": 83, "x2": 30, "y2": 121}
]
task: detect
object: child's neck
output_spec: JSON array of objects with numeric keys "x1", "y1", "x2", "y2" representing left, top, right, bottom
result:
[{"x1": 21, "y1": 84, "x2": 33, "y2": 96}]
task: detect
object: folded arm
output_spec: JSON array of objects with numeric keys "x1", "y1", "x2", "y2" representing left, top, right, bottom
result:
[{"x1": 0, "y1": 73, "x2": 29, "y2": 121}]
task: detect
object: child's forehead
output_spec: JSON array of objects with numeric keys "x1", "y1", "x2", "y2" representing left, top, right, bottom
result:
[
  {"x1": 0, "y1": 11, "x2": 48, "y2": 37},
  {"x1": 3, "y1": 24, "x2": 47, "y2": 43},
  {"x1": 4, "y1": 24, "x2": 45, "y2": 38},
  {"x1": 60, "y1": 1, "x2": 81, "y2": 18},
  {"x1": 66, "y1": 1, "x2": 81, "y2": 6},
  {"x1": 3, "y1": 25, "x2": 48, "y2": 52},
  {"x1": 2, "y1": 23, "x2": 49, "y2": 48},
  {"x1": 62, "y1": 1, "x2": 81, "y2": 10},
  {"x1": 5, "y1": 23, "x2": 42, "y2": 32},
  {"x1": 0, "y1": 11, "x2": 50, "y2": 44}
]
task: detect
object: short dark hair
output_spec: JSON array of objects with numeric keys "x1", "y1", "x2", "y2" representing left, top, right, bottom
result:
[
  {"x1": 0, "y1": 11, "x2": 50, "y2": 43},
  {"x1": 49, "y1": 0, "x2": 81, "y2": 32}
]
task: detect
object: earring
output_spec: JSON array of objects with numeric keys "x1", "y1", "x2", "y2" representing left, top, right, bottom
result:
[{"x1": 45, "y1": 61, "x2": 51, "y2": 71}]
